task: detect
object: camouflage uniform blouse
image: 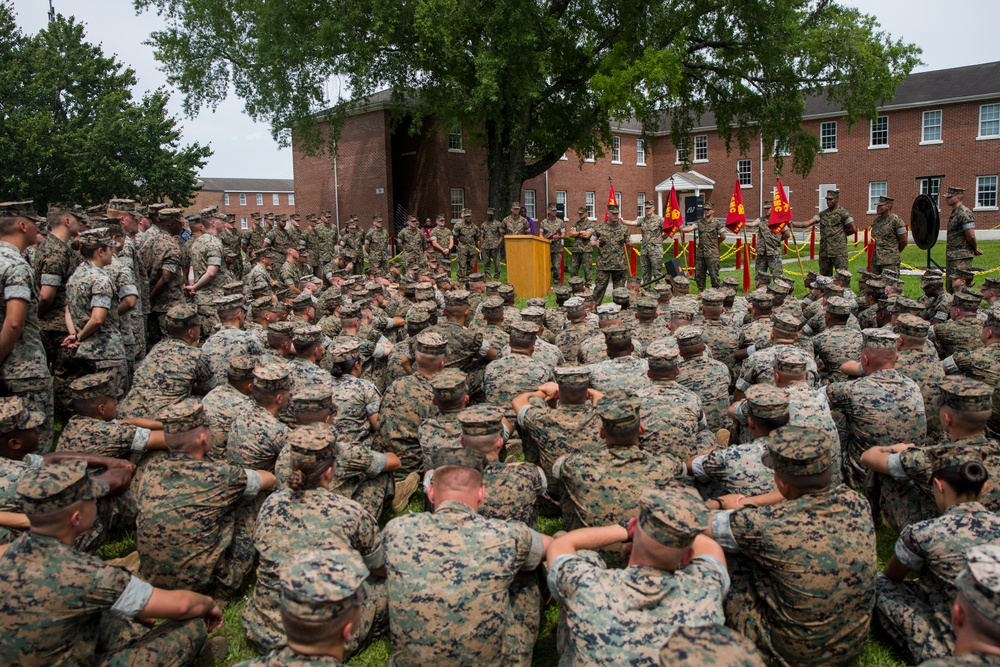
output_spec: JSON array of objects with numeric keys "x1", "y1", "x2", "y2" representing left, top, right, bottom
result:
[
  {"x1": 32, "y1": 233, "x2": 78, "y2": 333},
  {"x1": 56, "y1": 415, "x2": 150, "y2": 460},
  {"x1": 117, "y1": 338, "x2": 217, "y2": 420},
  {"x1": 330, "y1": 374, "x2": 381, "y2": 448},
  {"x1": 871, "y1": 212, "x2": 907, "y2": 265},
  {"x1": 946, "y1": 204, "x2": 976, "y2": 261},
  {"x1": 592, "y1": 221, "x2": 629, "y2": 270},
  {"x1": 0, "y1": 241, "x2": 48, "y2": 380},
  {"x1": 0, "y1": 453, "x2": 43, "y2": 544},
  {"x1": 227, "y1": 402, "x2": 291, "y2": 471},
  {"x1": 816, "y1": 206, "x2": 855, "y2": 258}
]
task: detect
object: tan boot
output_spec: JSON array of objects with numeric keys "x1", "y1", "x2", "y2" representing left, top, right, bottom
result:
[
  {"x1": 108, "y1": 550, "x2": 141, "y2": 574},
  {"x1": 392, "y1": 472, "x2": 421, "y2": 513},
  {"x1": 195, "y1": 636, "x2": 228, "y2": 667},
  {"x1": 716, "y1": 428, "x2": 731, "y2": 447}
]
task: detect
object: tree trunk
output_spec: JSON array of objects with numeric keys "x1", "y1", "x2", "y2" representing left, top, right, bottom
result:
[{"x1": 484, "y1": 119, "x2": 527, "y2": 213}]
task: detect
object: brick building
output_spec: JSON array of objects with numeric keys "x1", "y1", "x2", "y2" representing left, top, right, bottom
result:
[
  {"x1": 292, "y1": 61, "x2": 1000, "y2": 242},
  {"x1": 186, "y1": 178, "x2": 296, "y2": 229}
]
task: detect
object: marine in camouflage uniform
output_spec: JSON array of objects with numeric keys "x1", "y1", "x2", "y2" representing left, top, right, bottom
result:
[
  {"x1": 264, "y1": 217, "x2": 296, "y2": 256},
  {"x1": 945, "y1": 186, "x2": 978, "y2": 293},
  {"x1": 483, "y1": 321, "x2": 554, "y2": 419},
  {"x1": 676, "y1": 327, "x2": 733, "y2": 432},
  {"x1": 200, "y1": 296, "x2": 264, "y2": 383},
  {"x1": 105, "y1": 241, "x2": 140, "y2": 390},
  {"x1": 0, "y1": 207, "x2": 55, "y2": 453},
  {"x1": 421, "y1": 290, "x2": 494, "y2": 398},
  {"x1": 870, "y1": 196, "x2": 908, "y2": 275},
  {"x1": 480, "y1": 210, "x2": 505, "y2": 281},
  {"x1": 227, "y1": 363, "x2": 292, "y2": 472},
  {"x1": 554, "y1": 396, "x2": 686, "y2": 532},
  {"x1": 137, "y1": 210, "x2": 185, "y2": 344},
  {"x1": 219, "y1": 218, "x2": 244, "y2": 278},
  {"x1": 340, "y1": 220, "x2": 365, "y2": 275},
  {"x1": 363, "y1": 215, "x2": 390, "y2": 276},
  {"x1": 624, "y1": 201, "x2": 665, "y2": 282},
  {"x1": 566, "y1": 207, "x2": 594, "y2": 284},
  {"x1": 0, "y1": 458, "x2": 213, "y2": 667},
  {"x1": 700, "y1": 290, "x2": 742, "y2": 380},
  {"x1": 750, "y1": 203, "x2": 785, "y2": 279},
  {"x1": 711, "y1": 426, "x2": 877, "y2": 667},
  {"x1": 877, "y1": 445, "x2": 1000, "y2": 664},
  {"x1": 137, "y1": 400, "x2": 272, "y2": 599},
  {"x1": 943, "y1": 311, "x2": 1000, "y2": 440},
  {"x1": 548, "y1": 485, "x2": 730, "y2": 667},
  {"x1": 245, "y1": 254, "x2": 276, "y2": 294},
  {"x1": 502, "y1": 203, "x2": 530, "y2": 237},
  {"x1": 328, "y1": 340, "x2": 381, "y2": 450},
  {"x1": 591, "y1": 206, "x2": 630, "y2": 302},
  {"x1": 243, "y1": 424, "x2": 387, "y2": 656},
  {"x1": 934, "y1": 289, "x2": 984, "y2": 359},
  {"x1": 812, "y1": 297, "x2": 864, "y2": 385},
  {"x1": 397, "y1": 217, "x2": 426, "y2": 273},
  {"x1": 201, "y1": 356, "x2": 256, "y2": 461},
  {"x1": 680, "y1": 202, "x2": 726, "y2": 291},
  {"x1": 118, "y1": 305, "x2": 218, "y2": 421},
  {"x1": 896, "y1": 314, "x2": 946, "y2": 446},
  {"x1": 539, "y1": 204, "x2": 565, "y2": 283},
  {"x1": 383, "y1": 448, "x2": 546, "y2": 667},
  {"x1": 313, "y1": 216, "x2": 340, "y2": 267},
  {"x1": 428, "y1": 216, "x2": 454, "y2": 271},
  {"x1": 451, "y1": 211, "x2": 481, "y2": 283},
  {"x1": 417, "y1": 371, "x2": 467, "y2": 473},
  {"x1": 796, "y1": 189, "x2": 855, "y2": 276},
  {"x1": 554, "y1": 298, "x2": 597, "y2": 363},
  {"x1": 279, "y1": 254, "x2": 304, "y2": 292},
  {"x1": 825, "y1": 328, "x2": 926, "y2": 489},
  {"x1": 186, "y1": 218, "x2": 226, "y2": 326},
  {"x1": 636, "y1": 342, "x2": 715, "y2": 460}
]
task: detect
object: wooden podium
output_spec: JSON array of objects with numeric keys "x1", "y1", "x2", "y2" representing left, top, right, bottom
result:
[{"x1": 504, "y1": 235, "x2": 551, "y2": 298}]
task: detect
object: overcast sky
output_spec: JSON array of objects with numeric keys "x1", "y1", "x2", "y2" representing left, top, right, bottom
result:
[{"x1": 9, "y1": 0, "x2": 1000, "y2": 181}]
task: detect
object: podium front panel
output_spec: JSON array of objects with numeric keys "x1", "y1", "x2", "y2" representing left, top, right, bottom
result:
[{"x1": 504, "y1": 235, "x2": 551, "y2": 299}]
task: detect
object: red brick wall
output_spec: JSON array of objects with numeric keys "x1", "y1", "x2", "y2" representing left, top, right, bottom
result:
[
  {"x1": 292, "y1": 96, "x2": 1000, "y2": 236},
  {"x1": 185, "y1": 189, "x2": 297, "y2": 228}
]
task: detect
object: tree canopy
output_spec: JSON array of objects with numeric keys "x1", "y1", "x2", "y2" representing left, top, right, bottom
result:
[
  {"x1": 0, "y1": 2, "x2": 211, "y2": 210},
  {"x1": 136, "y1": 0, "x2": 920, "y2": 207}
]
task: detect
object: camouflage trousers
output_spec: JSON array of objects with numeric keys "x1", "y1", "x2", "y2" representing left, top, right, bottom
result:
[
  {"x1": 878, "y1": 476, "x2": 937, "y2": 535},
  {"x1": 875, "y1": 575, "x2": 953, "y2": 664},
  {"x1": 694, "y1": 255, "x2": 721, "y2": 291},
  {"x1": 871, "y1": 262, "x2": 900, "y2": 276},
  {"x1": 455, "y1": 247, "x2": 479, "y2": 283},
  {"x1": 567, "y1": 252, "x2": 592, "y2": 284},
  {"x1": 42, "y1": 329, "x2": 75, "y2": 417},
  {"x1": 506, "y1": 571, "x2": 542, "y2": 667},
  {"x1": 351, "y1": 472, "x2": 394, "y2": 519},
  {"x1": 400, "y1": 251, "x2": 422, "y2": 274},
  {"x1": 77, "y1": 492, "x2": 138, "y2": 554},
  {"x1": 594, "y1": 269, "x2": 627, "y2": 303},
  {"x1": 755, "y1": 252, "x2": 784, "y2": 279},
  {"x1": 639, "y1": 245, "x2": 665, "y2": 283},
  {"x1": 97, "y1": 615, "x2": 207, "y2": 667},
  {"x1": 368, "y1": 252, "x2": 389, "y2": 277},
  {"x1": 818, "y1": 253, "x2": 848, "y2": 277},
  {"x1": 482, "y1": 248, "x2": 502, "y2": 281},
  {"x1": 2, "y1": 375, "x2": 54, "y2": 454},
  {"x1": 550, "y1": 247, "x2": 563, "y2": 282},
  {"x1": 946, "y1": 257, "x2": 973, "y2": 294},
  {"x1": 208, "y1": 500, "x2": 258, "y2": 601}
]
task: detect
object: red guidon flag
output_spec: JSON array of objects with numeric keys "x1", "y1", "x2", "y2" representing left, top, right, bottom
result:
[
  {"x1": 662, "y1": 184, "x2": 682, "y2": 234},
  {"x1": 769, "y1": 178, "x2": 793, "y2": 233},
  {"x1": 725, "y1": 181, "x2": 746, "y2": 233},
  {"x1": 605, "y1": 181, "x2": 618, "y2": 221}
]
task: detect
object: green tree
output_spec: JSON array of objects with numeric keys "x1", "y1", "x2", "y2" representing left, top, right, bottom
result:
[
  {"x1": 0, "y1": 3, "x2": 211, "y2": 209},
  {"x1": 136, "y1": 0, "x2": 919, "y2": 208}
]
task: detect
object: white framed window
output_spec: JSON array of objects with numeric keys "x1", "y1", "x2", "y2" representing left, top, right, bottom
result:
[
  {"x1": 240, "y1": 217, "x2": 248, "y2": 230},
  {"x1": 223, "y1": 193, "x2": 230, "y2": 206},
  {"x1": 868, "y1": 181, "x2": 887, "y2": 213},
  {"x1": 773, "y1": 139, "x2": 791, "y2": 157},
  {"x1": 256, "y1": 193, "x2": 263, "y2": 205},
  {"x1": 615, "y1": 191, "x2": 624, "y2": 214},
  {"x1": 272, "y1": 193, "x2": 279, "y2": 205},
  {"x1": 523, "y1": 190, "x2": 536, "y2": 219},
  {"x1": 636, "y1": 193, "x2": 645, "y2": 218},
  {"x1": 556, "y1": 190, "x2": 567, "y2": 216},
  {"x1": 448, "y1": 125, "x2": 464, "y2": 151},
  {"x1": 636, "y1": 139, "x2": 646, "y2": 166},
  {"x1": 979, "y1": 104, "x2": 1000, "y2": 139},
  {"x1": 239, "y1": 193, "x2": 246, "y2": 206},
  {"x1": 584, "y1": 149, "x2": 595, "y2": 162},
  {"x1": 977, "y1": 176, "x2": 998, "y2": 210},
  {"x1": 820, "y1": 121, "x2": 837, "y2": 151},
  {"x1": 694, "y1": 135, "x2": 708, "y2": 162},
  {"x1": 288, "y1": 194, "x2": 295, "y2": 205},
  {"x1": 737, "y1": 159, "x2": 752, "y2": 187},
  {"x1": 585, "y1": 192, "x2": 595, "y2": 219},
  {"x1": 818, "y1": 184, "x2": 837, "y2": 211},
  {"x1": 611, "y1": 136, "x2": 621, "y2": 163},
  {"x1": 449, "y1": 188, "x2": 465, "y2": 221},
  {"x1": 870, "y1": 116, "x2": 888, "y2": 148},
  {"x1": 921, "y1": 110, "x2": 942, "y2": 144},
  {"x1": 675, "y1": 138, "x2": 689, "y2": 164},
  {"x1": 919, "y1": 177, "x2": 941, "y2": 209}
]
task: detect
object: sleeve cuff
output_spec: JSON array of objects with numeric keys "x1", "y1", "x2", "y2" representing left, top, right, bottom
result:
[
  {"x1": 551, "y1": 455, "x2": 568, "y2": 480},
  {"x1": 40, "y1": 274, "x2": 62, "y2": 287},
  {"x1": 844, "y1": 217, "x2": 855, "y2": 226},
  {"x1": 207, "y1": 258, "x2": 222, "y2": 266},
  {"x1": 886, "y1": 453, "x2": 908, "y2": 480},
  {"x1": 691, "y1": 554, "x2": 731, "y2": 597},
  {"x1": 109, "y1": 576, "x2": 154, "y2": 620},
  {"x1": 712, "y1": 510, "x2": 740, "y2": 552},
  {"x1": 894, "y1": 536, "x2": 925, "y2": 571},
  {"x1": 963, "y1": 223, "x2": 976, "y2": 231},
  {"x1": 536, "y1": 467, "x2": 548, "y2": 497},
  {"x1": 4, "y1": 285, "x2": 30, "y2": 301},
  {"x1": 363, "y1": 542, "x2": 386, "y2": 571},
  {"x1": 478, "y1": 338, "x2": 490, "y2": 358},
  {"x1": 746, "y1": 344, "x2": 756, "y2": 356},
  {"x1": 523, "y1": 530, "x2": 545, "y2": 570},
  {"x1": 942, "y1": 356, "x2": 959, "y2": 375},
  {"x1": 162, "y1": 263, "x2": 179, "y2": 274},
  {"x1": 691, "y1": 455, "x2": 710, "y2": 482},
  {"x1": 365, "y1": 401, "x2": 380, "y2": 416},
  {"x1": 546, "y1": 553, "x2": 579, "y2": 603},
  {"x1": 367, "y1": 451, "x2": 387, "y2": 477},
  {"x1": 25, "y1": 452, "x2": 44, "y2": 469},
  {"x1": 732, "y1": 400, "x2": 748, "y2": 425},
  {"x1": 516, "y1": 404, "x2": 532, "y2": 428},
  {"x1": 243, "y1": 469, "x2": 263, "y2": 498},
  {"x1": 91, "y1": 295, "x2": 112, "y2": 310},
  {"x1": 735, "y1": 378, "x2": 750, "y2": 392},
  {"x1": 119, "y1": 285, "x2": 139, "y2": 298},
  {"x1": 131, "y1": 427, "x2": 151, "y2": 453}
]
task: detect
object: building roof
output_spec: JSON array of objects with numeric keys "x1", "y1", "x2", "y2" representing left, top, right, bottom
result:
[
  {"x1": 197, "y1": 178, "x2": 295, "y2": 193},
  {"x1": 655, "y1": 171, "x2": 715, "y2": 192}
]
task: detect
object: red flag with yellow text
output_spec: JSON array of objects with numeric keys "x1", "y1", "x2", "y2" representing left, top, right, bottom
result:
[
  {"x1": 604, "y1": 182, "x2": 617, "y2": 221},
  {"x1": 768, "y1": 179, "x2": 793, "y2": 233},
  {"x1": 725, "y1": 182, "x2": 746, "y2": 233},
  {"x1": 662, "y1": 184, "x2": 682, "y2": 233}
]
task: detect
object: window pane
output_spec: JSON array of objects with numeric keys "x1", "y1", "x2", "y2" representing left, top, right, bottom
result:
[
  {"x1": 694, "y1": 135, "x2": 708, "y2": 161},
  {"x1": 449, "y1": 188, "x2": 465, "y2": 221},
  {"x1": 920, "y1": 178, "x2": 941, "y2": 208},
  {"x1": 612, "y1": 136, "x2": 621, "y2": 162},
  {"x1": 272, "y1": 193, "x2": 279, "y2": 205},
  {"x1": 636, "y1": 193, "x2": 645, "y2": 218},
  {"x1": 239, "y1": 193, "x2": 246, "y2": 205},
  {"x1": 981, "y1": 104, "x2": 1000, "y2": 137},
  {"x1": 524, "y1": 190, "x2": 536, "y2": 219},
  {"x1": 556, "y1": 191, "x2": 567, "y2": 217},
  {"x1": 737, "y1": 159, "x2": 752, "y2": 186},
  {"x1": 288, "y1": 194, "x2": 295, "y2": 205},
  {"x1": 636, "y1": 139, "x2": 645, "y2": 165},
  {"x1": 240, "y1": 217, "x2": 248, "y2": 230},
  {"x1": 868, "y1": 181, "x2": 887, "y2": 211},
  {"x1": 224, "y1": 193, "x2": 230, "y2": 206},
  {"x1": 449, "y1": 125, "x2": 463, "y2": 150},
  {"x1": 871, "y1": 116, "x2": 888, "y2": 147},
  {"x1": 978, "y1": 176, "x2": 998, "y2": 208},
  {"x1": 676, "y1": 138, "x2": 689, "y2": 163},
  {"x1": 820, "y1": 121, "x2": 837, "y2": 150},
  {"x1": 922, "y1": 110, "x2": 942, "y2": 142},
  {"x1": 586, "y1": 192, "x2": 595, "y2": 218}
]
